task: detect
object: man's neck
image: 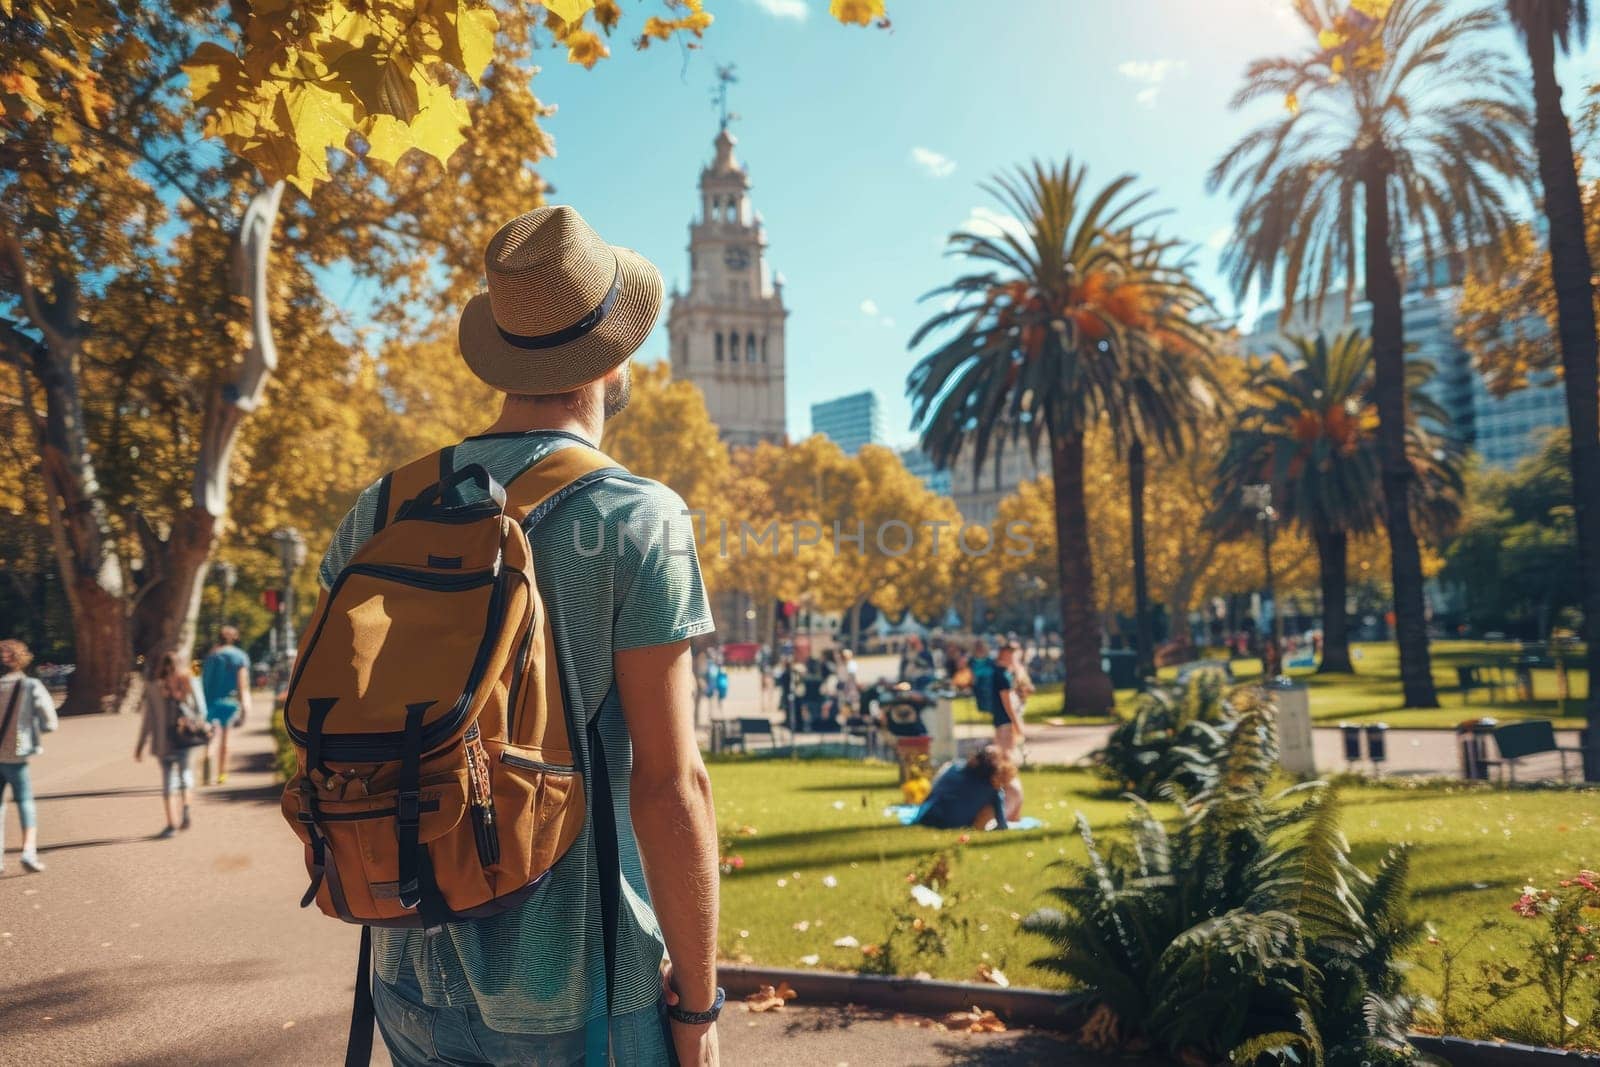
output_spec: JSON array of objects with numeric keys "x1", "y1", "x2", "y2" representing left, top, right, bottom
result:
[{"x1": 478, "y1": 397, "x2": 601, "y2": 444}]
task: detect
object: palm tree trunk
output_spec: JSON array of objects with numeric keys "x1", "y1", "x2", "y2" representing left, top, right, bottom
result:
[
  {"x1": 1523, "y1": 24, "x2": 1600, "y2": 776},
  {"x1": 1128, "y1": 439, "x2": 1155, "y2": 681},
  {"x1": 1050, "y1": 431, "x2": 1115, "y2": 712},
  {"x1": 1315, "y1": 526, "x2": 1354, "y2": 674},
  {"x1": 1361, "y1": 163, "x2": 1439, "y2": 707}
]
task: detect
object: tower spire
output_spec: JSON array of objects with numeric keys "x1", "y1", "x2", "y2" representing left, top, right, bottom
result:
[{"x1": 713, "y1": 64, "x2": 738, "y2": 131}]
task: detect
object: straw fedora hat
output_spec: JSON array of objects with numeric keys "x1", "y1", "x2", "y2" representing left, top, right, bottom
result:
[{"x1": 458, "y1": 206, "x2": 663, "y2": 395}]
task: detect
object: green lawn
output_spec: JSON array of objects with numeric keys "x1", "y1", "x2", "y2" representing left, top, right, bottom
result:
[
  {"x1": 954, "y1": 641, "x2": 1590, "y2": 730},
  {"x1": 710, "y1": 756, "x2": 1600, "y2": 1043}
]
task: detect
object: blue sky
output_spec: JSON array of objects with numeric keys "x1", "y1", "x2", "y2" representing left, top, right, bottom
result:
[{"x1": 432, "y1": 0, "x2": 1598, "y2": 448}]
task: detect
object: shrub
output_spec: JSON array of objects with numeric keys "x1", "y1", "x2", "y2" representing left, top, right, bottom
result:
[
  {"x1": 1093, "y1": 665, "x2": 1257, "y2": 799},
  {"x1": 1027, "y1": 701, "x2": 1424, "y2": 1065}
]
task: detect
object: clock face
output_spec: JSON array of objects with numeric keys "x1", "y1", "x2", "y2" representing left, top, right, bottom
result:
[{"x1": 723, "y1": 246, "x2": 751, "y2": 270}]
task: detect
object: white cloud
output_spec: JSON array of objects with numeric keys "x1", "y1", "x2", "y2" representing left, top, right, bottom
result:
[
  {"x1": 1206, "y1": 225, "x2": 1232, "y2": 251},
  {"x1": 1116, "y1": 58, "x2": 1186, "y2": 84},
  {"x1": 910, "y1": 146, "x2": 957, "y2": 178},
  {"x1": 1118, "y1": 58, "x2": 1187, "y2": 108},
  {"x1": 860, "y1": 298, "x2": 880, "y2": 316},
  {"x1": 746, "y1": 0, "x2": 808, "y2": 19},
  {"x1": 957, "y1": 205, "x2": 1029, "y2": 244}
]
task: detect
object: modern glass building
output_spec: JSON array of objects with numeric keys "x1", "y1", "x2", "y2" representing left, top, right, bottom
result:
[{"x1": 810, "y1": 390, "x2": 886, "y2": 456}]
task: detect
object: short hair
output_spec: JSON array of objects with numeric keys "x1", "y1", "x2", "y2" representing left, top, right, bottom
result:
[
  {"x1": 219, "y1": 625, "x2": 240, "y2": 645},
  {"x1": 0, "y1": 639, "x2": 33, "y2": 673}
]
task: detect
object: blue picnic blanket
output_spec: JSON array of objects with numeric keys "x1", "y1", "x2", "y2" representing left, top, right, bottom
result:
[{"x1": 884, "y1": 804, "x2": 1044, "y2": 831}]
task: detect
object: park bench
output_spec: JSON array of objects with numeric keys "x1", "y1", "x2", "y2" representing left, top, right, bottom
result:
[
  {"x1": 722, "y1": 717, "x2": 786, "y2": 753},
  {"x1": 1489, "y1": 720, "x2": 1583, "y2": 783},
  {"x1": 1455, "y1": 664, "x2": 1503, "y2": 704}
]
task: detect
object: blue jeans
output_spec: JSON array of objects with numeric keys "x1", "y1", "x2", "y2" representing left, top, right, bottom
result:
[
  {"x1": 0, "y1": 761, "x2": 36, "y2": 843},
  {"x1": 374, "y1": 964, "x2": 672, "y2": 1066}
]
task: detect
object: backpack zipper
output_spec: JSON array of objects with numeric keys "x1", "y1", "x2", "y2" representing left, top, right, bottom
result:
[
  {"x1": 503, "y1": 620, "x2": 538, "y2": 743},
  {"x1": 500, "y1": 751, "x2": 576, "y2": 775}
]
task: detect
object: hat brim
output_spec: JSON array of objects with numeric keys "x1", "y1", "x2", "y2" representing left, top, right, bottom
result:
[{"x1": 457, "y1": 246, "x2": 663, "y2": 395}]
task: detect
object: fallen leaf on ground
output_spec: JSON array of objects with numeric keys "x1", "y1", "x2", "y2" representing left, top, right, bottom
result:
[
  {"x1": 976, "y1": 964, "x2": 1010, "y2": 987},
  {"x1": 799, "y1": 954, "x2": 820, "y2": 966},
  {"x1": 744, "y1": 982, "x2": 799, "y2": 1012},
  {"x1": 833, "y1": 935, "x2": 860, "y2": 948},
  {"x1": 942, "y1": 1007, "x2": 1006, "y2": 1033}
]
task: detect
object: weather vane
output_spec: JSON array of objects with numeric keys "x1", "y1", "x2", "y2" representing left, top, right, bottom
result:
[{"x1": 712, "y1": 64, "x2": 739, "y2": 131}]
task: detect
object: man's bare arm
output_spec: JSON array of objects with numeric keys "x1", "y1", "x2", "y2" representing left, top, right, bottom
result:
[{"x1": 616, "y1": 639, "x2": 720, "y2": 1011}]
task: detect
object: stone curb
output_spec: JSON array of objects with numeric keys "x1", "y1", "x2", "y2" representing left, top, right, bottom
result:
[{"x1": 718, "y1": 966, "x2": 1600, "y2": 1064}]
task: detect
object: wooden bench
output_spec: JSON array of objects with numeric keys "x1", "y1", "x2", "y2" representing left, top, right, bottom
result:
[{"x1": 1491, "y1": 720, "x2": 1583, "y2": 783}]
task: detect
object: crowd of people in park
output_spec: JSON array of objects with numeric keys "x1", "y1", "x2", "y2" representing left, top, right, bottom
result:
[{"x1": 688, "y1": 630, "x2": 1043, "y2": 830}]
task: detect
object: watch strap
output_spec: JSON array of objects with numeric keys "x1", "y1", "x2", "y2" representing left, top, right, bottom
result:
[{"x1": 666, "y1": 986, "x2": 726, "y2": 1025}]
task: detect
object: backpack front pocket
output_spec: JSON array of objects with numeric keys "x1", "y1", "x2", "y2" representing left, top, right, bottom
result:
[
  {"x1": 488, "y1": 743, "x2": 585, "y2": 894},
  {"x1": 285, "y1": 767, "x2": 480, "y2": 923}
]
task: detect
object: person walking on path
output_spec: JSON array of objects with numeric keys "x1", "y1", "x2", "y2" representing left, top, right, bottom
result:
[
  {"x1": 200, "y1": 625, "x2": 252, "y2": 785},
  {"x1": 135, "y1": 651, "x2": 210, "y2": 838},
  {"x1": 316, "y1": 206, "x2": 722, "y2": 1066},
  {"x1": 0, "y1": 639, "x2": 59, "y2": 875}
]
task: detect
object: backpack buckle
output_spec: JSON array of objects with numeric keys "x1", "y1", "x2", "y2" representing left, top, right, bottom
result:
[{"x1": 396, "y1": 790, "x2": 421, "y2": 828}]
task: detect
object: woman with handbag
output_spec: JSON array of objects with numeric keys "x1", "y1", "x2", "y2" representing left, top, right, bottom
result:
[
  {"x1": 1, "y1": 639, "x2": 59, "y2": 875},
  {"x1": 135, "y1": 652, "x2": 213, "y2": 839}
]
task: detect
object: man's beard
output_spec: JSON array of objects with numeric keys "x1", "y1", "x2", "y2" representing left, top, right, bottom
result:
[{"x1": 603, "y1": 364, "x2": 632, "y2": 419}]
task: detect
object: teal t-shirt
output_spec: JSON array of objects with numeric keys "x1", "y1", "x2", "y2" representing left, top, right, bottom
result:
[
  {"x1": 201, "y1": 644, "x2": 249, "y2": 707},
  {"x1": 317, "y1": 431, "x2": 714, "y2": 1036}
]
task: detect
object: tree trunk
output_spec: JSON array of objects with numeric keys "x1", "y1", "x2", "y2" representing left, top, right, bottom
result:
[
  {"x1": 1050, "y1": 431, "x2": 1114, "y2": 713},
  {"x1": 1361, "y1": 163, "x2": 1439, "y2": 707},
  {"x1": 1128, "y1": 439, "x2": 1155, "y2": 681},
  {"x1": 11, "y1": 277, "x2": 132, "y2": 716},
  {"x1": 130, "y1": 182, "x2": 285, "y2": 677},
  {"x1": 1523, "y1": 26, "x2": 1600, "y2": 774},
  {"x1": 1315, "y1": 526, "x2": 1354, "y2": 674}
]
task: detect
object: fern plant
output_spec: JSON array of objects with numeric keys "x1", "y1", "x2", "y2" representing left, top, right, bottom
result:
[
  {"x1": 1094, "y1": 665, "x2": 1253, "y2": 799},
  {"x1": 1028, "y1": 700, "x2": 1423, "y2": 1065}
]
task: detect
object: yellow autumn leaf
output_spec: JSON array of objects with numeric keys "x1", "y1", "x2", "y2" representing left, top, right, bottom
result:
[
  {"x1": 831, "y1": 0, "x2": 885, "y2": 25},
  {"x1": 544, "y1": 0, "x2": 595, "y2": 25},
  {"x1": 1330, "y1": 54, "x2": 1345, "y2": 75},
  {"x1": 1317, "y1": 27, "x2": 1344, "y2": 50},
  {"x1": 564, "y1": 28, "x2": 609, "y2": 69},
  {"x1": 363, "y1": 113, "x2": 415, "y2": 166},
  {"x1": 182, "y1": 41, "x2": 244, "y2": 108},
  {"x1": 407, "y1": 79, "x2": 470, "y2": 167},
  {"x1": 438, "y1": 1, "x2": 499, "y2": 85},
  {"x1": 1352, "y1": 0, "x2": 1394, "y2": 18},
  {"x1": 1285, "y1": 91, "x2": 1299, "y2": 115}
]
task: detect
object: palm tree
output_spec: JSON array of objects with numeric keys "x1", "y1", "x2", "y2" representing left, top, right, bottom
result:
[
  {"x1": 908, "y1": 160, "x2": 1208, "y2": 713},
  {"x1": 1506, "y1": 0, "x2": 1600, "y2": 771},
  {"x1": 1119, "y1": 241, "x2": 1221, "y2": 681},
  {"x1": 1215, "y1": 331, "x2": 1462, "y2": 674},
  {"x1": 1210, "y1": 0, "x2": 1527, "y2": 707}
]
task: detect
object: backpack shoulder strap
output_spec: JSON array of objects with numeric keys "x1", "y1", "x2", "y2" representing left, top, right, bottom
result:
[
  {"x1": 506, "y1": 443, "x2": 628, "y2": 529},
  {"x1": 0, "y1": 680, "x2": 23, "y2": 753}
]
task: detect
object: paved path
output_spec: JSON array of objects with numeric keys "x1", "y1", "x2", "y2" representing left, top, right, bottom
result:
[{"x1": 1, "y1": 703, "x2": 1087, "y2": 1065}]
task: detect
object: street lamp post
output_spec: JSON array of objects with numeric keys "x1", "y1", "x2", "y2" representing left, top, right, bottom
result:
[
  {"x1": 211, "y1": 561, "x2": 237, "y2": 629},
  {"x1": 1242, "y1": 484, "x2": 1283, "y2": 679},
  {"x1": 270, "y1": 527, "x2": 307, "y2": 676}
]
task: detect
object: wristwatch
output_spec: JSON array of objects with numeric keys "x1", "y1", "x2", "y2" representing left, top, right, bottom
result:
[{"x1": 666, "y1": 986, "x2": 726, "y2": 1025}]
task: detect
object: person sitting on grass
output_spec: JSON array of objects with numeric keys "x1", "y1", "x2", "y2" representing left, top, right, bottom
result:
[{"x1": 914, "y1": 745, "x2": 1017, "y2": 831}]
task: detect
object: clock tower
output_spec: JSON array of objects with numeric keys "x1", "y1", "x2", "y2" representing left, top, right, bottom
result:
[{"x1": 667, "y1": 125, "x2": 788, "y2": 447}]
